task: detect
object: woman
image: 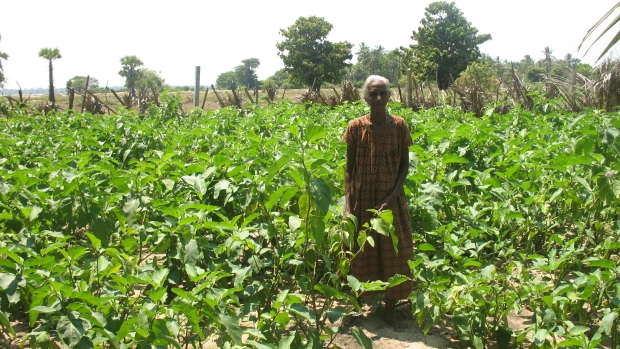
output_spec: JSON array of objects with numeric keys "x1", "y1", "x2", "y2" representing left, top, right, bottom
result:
[{"x1": 342, "y1": 75, "x2": 414, "y2": 331}]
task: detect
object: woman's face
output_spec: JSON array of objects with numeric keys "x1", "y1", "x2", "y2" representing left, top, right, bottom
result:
[{"x1": 365, "y1": 81, "x2": 389, "y2": 111}]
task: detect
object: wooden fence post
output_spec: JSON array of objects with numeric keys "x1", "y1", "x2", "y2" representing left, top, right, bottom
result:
[
  {"x1": 68, "y1": 88, "x2": 75, "y2": 110},
  {"x1": 201, "y1": 88, "x2": 209, "y2": 110},
  {"x1": 81, "y1": 75, "x2": 90, "y2": 113},
  {"x1": 407, "y1": 69, "x2": 412, "y2": 108}
]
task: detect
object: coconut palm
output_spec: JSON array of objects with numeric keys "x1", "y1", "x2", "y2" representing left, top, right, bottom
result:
[
  {"x1": 579, "y1": 2, "x2": 620, "y2": 61},
  {"x1": 38, "y1": 47, "x2": 62, "y2": 104},
  {"x1": 368, "y1": 45, "x2": 385, "y2": 73},
  {"x1": 541, "y1": 47, "x2": 554, "y2": 75}
]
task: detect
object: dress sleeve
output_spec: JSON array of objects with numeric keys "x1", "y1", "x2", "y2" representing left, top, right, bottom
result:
[{"x1": 342, "y1": 119, "x2": 357, "y2": 146}]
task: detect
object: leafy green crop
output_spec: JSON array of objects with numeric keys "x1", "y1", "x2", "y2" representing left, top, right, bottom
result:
[{"x1": 0, "y1": 97, "x2": 618, "y2": 349}]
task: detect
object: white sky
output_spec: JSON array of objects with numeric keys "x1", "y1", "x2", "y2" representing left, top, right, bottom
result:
[{"x1": 1, "y1": 0, "x2": 618, "y2": 90}]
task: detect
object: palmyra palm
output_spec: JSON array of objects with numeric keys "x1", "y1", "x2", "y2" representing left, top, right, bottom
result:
[{"x1": 38, "y1": 47, "x2": 62, "y2": 105}]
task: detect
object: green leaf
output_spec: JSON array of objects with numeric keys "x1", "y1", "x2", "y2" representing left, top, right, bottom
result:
[
  {"x1": 569, "y1": 325, "x2": 590, "y2": 335},
  {"x1": 218, "y1": 313, "x2": 243, "y2": 346},
  {"x1": 314, "y1": 284, "x2": 347, "y2": 299},
  {"x1": 533, "y1": 328, "x2": 549, "y2": 345},
  {"x1": 265, "y1": 154, "x2": 292, "y2": 184},
  {"x1": 84, "y1": 232, "x2": 101, "y2": 250},
  {"x1": 442, "y1": 153, "x2": 469, "y2": 164},
  {"x1": 601, "y1": 312, "x2": 618, "y2": 335},
  {"x1": 326, "y1": 306, "x2": 347, "y2": 324},
  {"x1": 542, "y1": 307, "x2": 557, "y2": 330},
  {"x1": 299, "y1": 193, "x2": 310, "y2": 219},
  {"x1": 29, "y1": 206, "x2": 43, "y2": 221},
  {"x1": 306, "y1": 125, "x2": 327, "y2": 144},
  {"x1": 0, "y1": 273, "x2": 24, "y2": 303},
  {"x1": 147, "y1": 287, "x2": 168, "y2": 304},
  {"x1": 556, "y1": 338, "x2": 583, "y2": 347},
  {"x1": 184, "y1": 239, "x2": 200, "y2": 266},
  {"x1": 288, "y1": 303, "x2": 315, "y2": 323},
  {"x1": 214, "y1": 179, "x2": 231, "y2": 199},
  {"x1": 418, "y1": 243, "x2": 436, "y2": 251},
  {"x1": 57, "y1": 313, "x2": 90, "y2": 347},
  {"x1": 182, "y1": 175, "x2": 207, "y2": 199},
  {"x1": 0, "y1": 311, "x2": 15, "y2": 336},
  {"x1": 587, "y1": 259, "x2": 616, "y2": 269},
  {"x1": 370, "y1": 216, "x2": 393, "y2": 237},
  {"x1": 122, "y1": 198, "x2": 139, "y2": 226},
  {"x1": 62, "y1": 169, "x2": 78, "y2": 183},
  {"x1": 387, "y1": 274, "x2": 410, "y2": 288},
  {"x1": 277, "y1": 331, "x2": 296, "y2": 349},
  {"x1": 246, "y1": 340, "x2": 275, "y2": 349},
  {"x1": 151, "y1": 268, "x2": 169, "y2": 287},
  {"x1": 347, "y1": 275, "x2": 361, "y2": 293},
  {"x1": 29, "y1": 306, "x2": 59, "y2": 314},
  {"x1": 351, "y1": 327, "x2": 374, "y2": 349},
  {"x1": 310, "y1": 178, "x2": 331, "y2": 216},
  {"x1": 288, "y1": 216, "x2": 303, "y2": 232},
  {"x1": 233, "y1": 265, "x2": 252, "y2": 287}
]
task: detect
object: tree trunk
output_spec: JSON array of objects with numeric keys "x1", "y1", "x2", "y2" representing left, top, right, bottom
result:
[{"x1": 48, "y1": 60, "x2": 55, "y2": 104}]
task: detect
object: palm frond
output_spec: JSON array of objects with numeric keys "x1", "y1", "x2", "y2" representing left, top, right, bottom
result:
[{"x1": 579, "y1": 2, "x2": 620, "y2": 60}]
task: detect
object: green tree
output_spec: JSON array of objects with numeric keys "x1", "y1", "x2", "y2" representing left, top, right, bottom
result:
[
  {"x1": 266, "y1": 70, "x2": 302, "y2": 89},
  {"x1": 119, "y1": 55, "x2": 144, "y2": 96},
  {"x1": 216, "y1": 71, "x2": 237, "y2": 89},
  {"x1": 234, "y1": 58, "x2": 260, "y2": 88},
  {"x1": 276, "y1": 16, "x2": 353, "y2": 91},
  {"x1": 135, "y1": 69, "x2": 165, "y2": 92},
  {"x1": 579, "y1": 2, "x2": 620, "y2": 61},
  {"x1": 0, "y1": 34, "x2": 8, "y2": 89},
  {"x1": 66, "y1": 76, "x2": 100, "y2": 93},
  {"x1": 455, "y1": 61, "x2": 499, "y2": 93},
  {"x1": 38, "y1": 47, "x2": 62, "y2": 104},
  {"x1": 526, "y1": 66, "x2": 546, "y2": 82},
  {"x1": 402, "y1": 1, "x2": 491, "y2": 90}
]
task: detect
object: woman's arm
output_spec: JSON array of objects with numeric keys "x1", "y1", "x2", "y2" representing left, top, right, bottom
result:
[{"x1": 344, "y1": 144, "x2": 356, "y2": 216}]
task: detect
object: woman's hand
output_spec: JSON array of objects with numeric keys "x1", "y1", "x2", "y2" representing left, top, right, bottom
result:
[{"x1": 375, "y1": 194, "x2": 395, "y2": 212}]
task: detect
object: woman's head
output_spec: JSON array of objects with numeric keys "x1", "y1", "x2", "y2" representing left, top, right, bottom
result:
[{"x1": 363, "y1": 75, "x2": 390, "y2": 99}]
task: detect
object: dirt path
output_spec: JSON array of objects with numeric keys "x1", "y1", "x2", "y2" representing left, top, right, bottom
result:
[{"x1": 331, "y1": 299, "x2": 459, "y2": 349}]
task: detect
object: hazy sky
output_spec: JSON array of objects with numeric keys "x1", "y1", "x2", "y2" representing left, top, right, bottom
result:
[{"x1": 1, "y1": 0, "x2": 618, "y2": 90}]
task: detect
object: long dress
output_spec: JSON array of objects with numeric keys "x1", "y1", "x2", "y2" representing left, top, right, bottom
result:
[{"x1": 342, "y1": 114, "x2": 414, "y2": 300}]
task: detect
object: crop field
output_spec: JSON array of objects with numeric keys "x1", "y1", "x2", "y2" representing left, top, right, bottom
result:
[{"x1": 0, "y1": 94, "x2": 619, "y2": 349}]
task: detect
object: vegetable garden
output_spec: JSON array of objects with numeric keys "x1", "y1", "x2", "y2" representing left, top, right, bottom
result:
[{"x1": 0, "y1": 94, "x2": 618, "y2": 348}]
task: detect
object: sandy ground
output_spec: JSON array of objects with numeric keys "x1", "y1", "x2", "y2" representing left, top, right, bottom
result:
[{"x1": 331, "y1": 300, "x2": 458, "y2": 349}]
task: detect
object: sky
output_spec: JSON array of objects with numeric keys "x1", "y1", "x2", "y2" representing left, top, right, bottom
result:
[{"x1": 1, "y1": 0, "x2": 618, "y2": 90}]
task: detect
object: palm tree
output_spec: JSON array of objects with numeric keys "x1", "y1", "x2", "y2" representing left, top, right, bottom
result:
[
  {"x1": 119, "y1": 55, "x2": 144, "y2": 96},
  {"x1": 368, "y1": 45, "x2": 386, "y2": 73},
  {"x1": 0, "y1": 34, "x2": 8, "y2": 71},
  {"x1": 0, "y1": 34, "x2": 9, "y2": 88},
  {"x1": 38, "y1": 47, "x2": 62, "y2": 104},
  {"x1": 355, "y1": 43, "x2": 371, "y2": 74},
  {"x1": 579, "y1": 2, "x2": 620, "y2": 61},
  {"x1": 541, "y1": 46, "x2": 554, "y2": 75}
]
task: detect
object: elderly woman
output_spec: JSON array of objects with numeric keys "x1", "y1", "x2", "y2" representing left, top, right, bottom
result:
[{"x1": 342, "y1": 75, "x2": 414, "y2": 331}]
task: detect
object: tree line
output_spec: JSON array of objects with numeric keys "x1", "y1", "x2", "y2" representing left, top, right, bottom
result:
[
  {"x1": 1, "y1": 1, "x2": 619, "y2": 103},
  {"x1": 216, "y1": 1, "x2": 615, "y2": 95}
]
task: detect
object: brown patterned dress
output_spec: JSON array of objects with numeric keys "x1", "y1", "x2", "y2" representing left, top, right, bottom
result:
[{"x1": 342, "y1": 114, "x2": 414, "y2": 300}]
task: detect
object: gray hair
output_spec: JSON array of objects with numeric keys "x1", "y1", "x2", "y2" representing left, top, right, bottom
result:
[{"x1": 362, "y1": 75, "x2": 390, "y2": 98}]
